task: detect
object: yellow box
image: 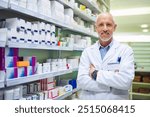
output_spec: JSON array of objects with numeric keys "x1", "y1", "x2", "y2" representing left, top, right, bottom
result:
[{"x1": 17, "y1": 61, "x2": 29, "y2": 67}]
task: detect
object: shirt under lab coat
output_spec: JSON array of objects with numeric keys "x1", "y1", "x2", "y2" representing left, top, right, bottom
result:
[{"x1": 77, "y1": 39, "x2": 135, "y2": 100}]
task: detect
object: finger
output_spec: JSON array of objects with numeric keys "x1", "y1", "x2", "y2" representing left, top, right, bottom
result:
[{"x1": 90, "y1": 64, "x2": 95, "y2": 68}]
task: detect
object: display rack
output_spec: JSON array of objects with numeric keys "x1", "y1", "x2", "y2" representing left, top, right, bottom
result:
[{"x1": 0, "y1": 0, "x2": 110, "y2": 100}]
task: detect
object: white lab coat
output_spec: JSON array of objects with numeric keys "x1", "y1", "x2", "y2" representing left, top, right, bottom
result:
[{"x1": 77, "y1": 40, "x2": 135, "y2": 100}]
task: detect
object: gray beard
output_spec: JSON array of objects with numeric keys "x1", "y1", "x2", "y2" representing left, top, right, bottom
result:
[{"x1": 99, "y1": 35, "x2": 112, "y2": 42}]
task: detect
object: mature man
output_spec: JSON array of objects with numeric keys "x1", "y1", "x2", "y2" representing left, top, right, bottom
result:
[{"x1": 77, "y1": 12, "x2": 135, "y2": 100}]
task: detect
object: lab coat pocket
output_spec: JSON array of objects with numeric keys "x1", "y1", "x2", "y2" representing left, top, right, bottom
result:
[{"x1": 107, "y1": 63, "x2": 120, "y2": 72}]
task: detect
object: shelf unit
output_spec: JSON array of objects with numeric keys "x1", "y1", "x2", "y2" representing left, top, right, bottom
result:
[
  {"x1": 127, "y1": 42, "x2": 150, "y2": 100},
  {"x1": 0, "y1": 0, "x2": 110, "y2": 100}
]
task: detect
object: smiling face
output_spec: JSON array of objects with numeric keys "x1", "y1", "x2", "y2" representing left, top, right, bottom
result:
[{"x1": 95, "y1": 13, "x2": 117, "y2": 45}]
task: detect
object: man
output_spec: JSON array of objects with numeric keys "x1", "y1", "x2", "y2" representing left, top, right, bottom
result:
[{"x1": 77, "y1": 12, "x2": 135, "y2": 100}]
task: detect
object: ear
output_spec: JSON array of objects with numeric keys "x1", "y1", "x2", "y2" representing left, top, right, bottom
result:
[{"x1": 114, "y1": 24, "x2": 117, "y2": 31}]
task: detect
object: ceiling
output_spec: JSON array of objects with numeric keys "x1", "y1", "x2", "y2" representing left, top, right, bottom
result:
[{"x1": 110, "y1": 0, "x2": 150, "y2": 34}]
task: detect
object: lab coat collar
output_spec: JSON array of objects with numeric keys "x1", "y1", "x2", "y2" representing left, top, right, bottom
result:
[{"x1": 91, "y1": 39, "x2": 120, "y2": 63}]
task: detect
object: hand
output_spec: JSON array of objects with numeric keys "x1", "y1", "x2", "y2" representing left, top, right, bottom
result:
[{"x1": 89, "y1": 64, "x2": 95, "y2": 78}]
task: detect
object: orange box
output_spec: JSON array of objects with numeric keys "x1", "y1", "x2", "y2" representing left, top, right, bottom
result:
[{"x1": 17, "y1": 61, "x2": 29, "y2": 67}]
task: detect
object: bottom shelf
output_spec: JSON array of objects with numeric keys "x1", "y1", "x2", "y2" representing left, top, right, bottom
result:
[{"x1": 54, "y1": 88, "x2": 80, "y2": 100}]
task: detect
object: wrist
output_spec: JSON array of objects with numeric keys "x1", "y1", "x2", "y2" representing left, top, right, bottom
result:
[{"x1": 91, "y1": 70, "x2": 98, "y2": 80}]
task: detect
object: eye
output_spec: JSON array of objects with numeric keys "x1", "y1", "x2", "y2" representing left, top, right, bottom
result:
[
  {"x1": 107, "y1": 23, "x2": 112, "y2": 27},
  {"x1": 98, "y1": 23, "x2": 103, "y2": 27}
]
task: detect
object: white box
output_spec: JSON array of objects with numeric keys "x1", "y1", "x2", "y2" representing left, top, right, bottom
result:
[
  {"x1": 64, "y1": 8, "x2": 73, "y2": 18},
  {"x1": 64, "y1": 15, "x2": 71, "y2": 24},
  {"x1": 31, "y1": 23, "x2": 38, "y2": 32},
  {"x1": 10, "y1": 0, "x2": 19, "y2": 5},
  {"x1": 18, "y1": 31, "x2": 26, "y2": 43},
  {"x1": 37, "y1": 63, "x2": 42, "y2": 74},
  {"x1": 51, "y1": 1, "x2": 64, "y2": 12},
  {"x1": 18, "y1": 0, "x2": 27, "y2": 8},
  {"x1": 47, "y1": 82, "x2": 55, "y2": 90},
  {"x1": 26, "y1": 30, "x2": 33, "y2": 43},
  {"x1": 13, "y1": 86, "x2": 21, "y2": 100},
  {"x1": 32, "y1": 32, "x2": 39, "y2": 44},
  {"x1": 0, "y1": 71, "x2": 5, "y2": 81},
  {"x1": 39, "y1": 31, "x2": 46, "y2": 44},
  {"x1": 26, "y1": 21, "x2": 32, "y2": 31},
  {"x1": 51, "y1": 1, "x2": 64, "y2": 21},
  {"x1": 47, "y1": 77, "x2": 54, "y2": 83},
  {"x1": 26, "y1": 0, "x2": 38, "y2": 12},
  {"x1": 37, "y1": 0, "x2": 51, "y2": 16},
  {"x1": 4, "y1": 89, "x2": 14, "y2": 100},
  {"x1": 48, "y1": 88, "x2": 59, "y2": 99},
  {"x1": 45, "y1": 32, "x2": 51, "y2": 43},
  {"x1": 6, "y1": 18, "x2": 26, "y2": 31},
  {"x1": 8, "y1": 29, "x2": 19, "y2": 42},
  {"x1": 5, "y1": 56, "x2": 17, "y2": 68},
  {"x1": 45, "y1": 24, "x2": 51, "y2": 32},
  {"x1": 42, "y1": 63, "x2": 50, "y2": 73},
  {"x1": 0, "y1": 28, "x2": 7, "y2": 46},
  {"x1": 18, "y1": 67, "x2": 27, "y2": 77}
]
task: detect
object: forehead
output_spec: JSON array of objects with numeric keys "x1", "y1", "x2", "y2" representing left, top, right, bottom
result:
[{"x1": 96, "y1": 14, "x2": 114, "y2": 24}]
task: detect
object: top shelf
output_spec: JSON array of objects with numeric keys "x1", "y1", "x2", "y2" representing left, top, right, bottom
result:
[
  {"x1": 0, "y1": 2, "x2": 98, "y2": 38},
  {"x1": 77, "y1": 0, "x2": 102, "y2": 13}
]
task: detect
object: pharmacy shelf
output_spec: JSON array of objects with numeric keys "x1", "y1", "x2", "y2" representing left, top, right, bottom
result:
[
  {"x1": 6, "y1": 68, "x2": 78, "y2": 87},
  {"x1": 74, "y1": 7, "x2": 96, "y2": 22},
  {"x1": 131, "y1": 92, "x2": 150, "y2": 97},
  {"x1": 54, "y1": 88, "x2": 80, "y2": 100},
  {"x1": 132, "y1": 82, "x2": 150, "y2": 86},
  {"x1": 0, "y1": 0, "x2": 8, "y2": 9},
  {"x1": 7, "y1": 41, "x2": 73, "y2": 51},
  {"x1": 7, "y1": 3, "x2": 98, "y2": 38},
  {"x1": 77, "y1": 0, "x2": 102, "y2": 13},
  {"x1": 0, "y1": 81, "x2": 4, "y2": 89}
]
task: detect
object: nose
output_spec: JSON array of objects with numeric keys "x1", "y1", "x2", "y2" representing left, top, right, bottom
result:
[{"x1": 103, "y1": 25, "x2": 108, "y2": 31}]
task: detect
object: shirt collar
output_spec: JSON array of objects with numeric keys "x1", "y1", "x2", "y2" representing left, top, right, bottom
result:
[{"x1": 98, "y1": 40, "x2": 113, "y2": 50}]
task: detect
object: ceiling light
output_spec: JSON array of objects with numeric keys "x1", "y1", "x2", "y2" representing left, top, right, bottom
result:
[
  {"x1": 141, "y1": 24, "x2": 149, "y2": 28},
  {"x1": 110, "y1": 7, "x2": 150, "y2": 16},
  {"x1": 142, "y1": 29, "x2": 149, "y2": 32}
]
